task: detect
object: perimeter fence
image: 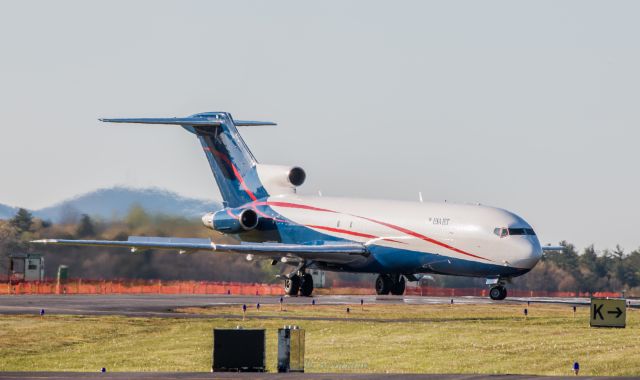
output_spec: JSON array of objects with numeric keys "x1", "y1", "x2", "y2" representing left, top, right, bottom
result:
[{"x1": 0, "y1": 279, "x2": 624, "y2": 298}]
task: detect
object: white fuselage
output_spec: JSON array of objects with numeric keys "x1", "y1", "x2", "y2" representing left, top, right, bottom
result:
[{"x1": 263, "y1": 194, "x2": 543, "y2": 274}]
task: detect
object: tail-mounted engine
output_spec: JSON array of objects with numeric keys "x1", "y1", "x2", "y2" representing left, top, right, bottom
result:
[
  {"x1": 256, "y1": 164, "x2": 306, "y2": 195},
  {"x1": 202, "y1": 208, "x2": 259, "y2": 233}
]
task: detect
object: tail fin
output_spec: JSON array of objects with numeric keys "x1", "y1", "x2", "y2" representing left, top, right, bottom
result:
[{"x1": 101, "y1": 112, "x2": 275, "y2": 207}]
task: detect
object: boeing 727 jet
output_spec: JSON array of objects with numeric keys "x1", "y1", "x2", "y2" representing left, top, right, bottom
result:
[{"x1": 33, "y1": 112, "x2": 561, "y2": 300}]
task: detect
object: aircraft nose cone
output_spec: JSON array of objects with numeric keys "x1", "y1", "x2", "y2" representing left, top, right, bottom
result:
[{"x1": 510, "y1": 237, "x2": 543, "y2": 269}]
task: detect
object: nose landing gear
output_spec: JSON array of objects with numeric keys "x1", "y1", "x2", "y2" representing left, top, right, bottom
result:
[
  {"x1": 489, "y1": 285, "x2": 507, "y2": 300},
  {"x1": 487, "y1": 277, "x2": 508, "y2": 300}
]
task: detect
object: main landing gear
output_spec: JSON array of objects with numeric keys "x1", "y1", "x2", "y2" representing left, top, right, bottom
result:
[
  {"x1": 284, "y1": 272, "x2": 314, "y2": 297},
  {"x1": 375, "y1": 274, "x2": 406, "y2": 295}
]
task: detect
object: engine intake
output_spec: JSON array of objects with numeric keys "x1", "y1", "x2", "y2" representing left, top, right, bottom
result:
[
  {"x1": 288, "y1": 166, "x2": 306, "y2": 187},
  {"x1": 202, "y1": 208, "x2": 259, "y2": 233}
]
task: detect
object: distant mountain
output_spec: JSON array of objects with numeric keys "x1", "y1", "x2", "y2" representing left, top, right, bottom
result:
[
  {"x1": 0, "y1": 204, "x2": 18, "y2": 220},
  {"x1": 31, "y1": 187, "x2": 221, "y2": 222}
]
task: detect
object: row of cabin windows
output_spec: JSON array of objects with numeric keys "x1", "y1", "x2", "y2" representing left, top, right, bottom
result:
[{"x1": 494, "y1": 227, "x2": 536, "y2": 238}]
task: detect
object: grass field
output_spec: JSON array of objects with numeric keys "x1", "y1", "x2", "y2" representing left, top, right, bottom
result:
[{"x1": 0, "y1": 303, "x2": 638, "y2": 376}]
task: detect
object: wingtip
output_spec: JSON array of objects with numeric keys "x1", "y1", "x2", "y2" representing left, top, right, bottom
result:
[{"x1": 30, "y1": 239, "x2": 58, "y2": 244}]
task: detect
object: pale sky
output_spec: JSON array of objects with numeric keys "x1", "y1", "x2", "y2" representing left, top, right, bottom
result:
[{"x1": 0, "y1": 1, "x2": 638, "y2": 251}]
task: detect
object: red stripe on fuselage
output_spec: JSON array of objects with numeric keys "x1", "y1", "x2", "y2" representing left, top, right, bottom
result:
[
  {"x1": 254, "y1": 201, "x2": 336, "y2": 213},
  {"x1": 305, "y1": 225, "x2": 407, "y2": 245},
  {"x1": 307, "y1": 225, "x2": 375, "y2": 239},
  {"x1": 204, "y1": 147, "x2": 258, "y2": 202},
  {"x1": 262, "y1": 201, "x2": 491, "y2": 262},
  {"x1": 380, "y1": 238, "x2": 407, "y2": 245},
  {"x1": 251, "y1": 206, "x2": 288, "y2": 223},
  {"x1": 358, "y1": 217, "x2": 490, "y2": 261}
]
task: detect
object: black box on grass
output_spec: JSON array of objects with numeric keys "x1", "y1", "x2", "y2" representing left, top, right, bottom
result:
[{"x1": 212, "y1": 328, "x2": 266, "y2": 372}]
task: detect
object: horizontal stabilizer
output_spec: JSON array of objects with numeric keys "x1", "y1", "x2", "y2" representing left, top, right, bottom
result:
[
  {"x1": 542, "y1": 246, "x2": 565, "y2": 252},
  {"x1": 100, "y1": 118, "x2": 276, "y2": 127},
  {"x1": 99, "y1": 118, "x2": 223, "y2": 126},
  {"x1": 233, "y1": 120, "x2": 277, "y2": 127}
]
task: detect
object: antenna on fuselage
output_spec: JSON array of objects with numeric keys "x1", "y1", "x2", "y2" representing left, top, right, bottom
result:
[
  {"x1": 418, "y1": 192, "x2": 423, "y2": 203},
  {"x1": 318, "y1": 190, "x2": 323, "y2": 197}
]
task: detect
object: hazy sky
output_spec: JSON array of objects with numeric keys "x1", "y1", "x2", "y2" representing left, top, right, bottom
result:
[{"x1": 1, "y1": 1, "x2": 638, "y2": 251}]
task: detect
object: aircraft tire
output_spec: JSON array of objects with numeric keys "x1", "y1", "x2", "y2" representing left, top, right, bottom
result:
[
  {"x1": 375, "y1": 274, "x2": 392, "y2": 295},
  {"x1": 284, "y1": 275, "x2": 301, "y2": 296},
  {"x1": 489, "y1": 286, "x2": 506, "y2": 300},
  {"x1": 390, "y1": 275, "x2": 406, "y2": 295},
  {"x1": 299, "y1": 273, "x2": 314, "y2": 297}
]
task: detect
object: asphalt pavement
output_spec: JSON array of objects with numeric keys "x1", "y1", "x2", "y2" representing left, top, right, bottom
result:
[{"x1": 0, "y1": 294, "x2": 613, "y2": 319}]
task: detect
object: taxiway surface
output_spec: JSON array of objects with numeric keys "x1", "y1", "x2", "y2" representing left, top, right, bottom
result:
[{"x1": 0, "y1": 294, "x2": 625, "y2": 318}]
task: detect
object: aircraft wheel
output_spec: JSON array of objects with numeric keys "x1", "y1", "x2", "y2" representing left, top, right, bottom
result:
[
  {"x1": 299, "y1": 273, "x2": 314, "y2": 297},
  {"x1": 284, "y1": 274, "x2": 301, "y2": 296},
  {"x1": 375, "y1": 274, "x2": 392, "y2": 295},
  {"x1": 489, "y1": 286, "x2": 506, "y2": 300},
  {"x1": 390, "y1": 275, "x2": 406, "y2": 295}
]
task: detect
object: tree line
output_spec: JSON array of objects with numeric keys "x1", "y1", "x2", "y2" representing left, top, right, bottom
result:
[
  {"x1": 512, "y1": 242, "x2": 640, "y2": 294},
  {"x1": 1, "y1": 207, "x2": 639, "y2": 294},
  {"x1": 0, "y1": 206, "x2": 278, "y2": 283}
]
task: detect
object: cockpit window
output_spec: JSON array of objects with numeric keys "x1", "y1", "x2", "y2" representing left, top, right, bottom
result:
[
  {"x1": 494, "y1": 227, "x2": 536, "y2": 237},
  {"x1": 493, "y1": 227, "x2": 509, "y2": 237}
]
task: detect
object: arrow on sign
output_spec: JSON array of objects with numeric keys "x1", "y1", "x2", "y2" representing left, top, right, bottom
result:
[{"x1": 607, "y1": 307, "x2": 623, "y2": 318}]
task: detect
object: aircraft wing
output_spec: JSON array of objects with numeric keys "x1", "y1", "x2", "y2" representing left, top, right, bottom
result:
[{"x1": 31, "y1": 236, "x2": 368, "y2": 263}]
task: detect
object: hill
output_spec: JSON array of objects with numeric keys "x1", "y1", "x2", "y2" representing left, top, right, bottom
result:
[
  {"x1": 0, "y1": 204, "x2": 17, "y2": 220},
  {"x1": 0, "y1": 187, "x2": 220, "y2": 222}
]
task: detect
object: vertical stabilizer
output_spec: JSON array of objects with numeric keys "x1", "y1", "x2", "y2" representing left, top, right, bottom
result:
[
  {"x1": 190, "y1": 112, "x2": 268, "y2": 207},
  {"x1": 100, "y1": 112, "x2": 276, "y2": 207}
]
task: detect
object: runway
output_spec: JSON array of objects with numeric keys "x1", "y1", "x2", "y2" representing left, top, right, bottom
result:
[{"x1": 0, "y1": 294, "x2": 624, "y2": 318}]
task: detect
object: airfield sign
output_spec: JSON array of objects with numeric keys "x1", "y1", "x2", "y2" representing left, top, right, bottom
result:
[{"x1": 590, "y1": 298, "x2": 626, "y2": 328}]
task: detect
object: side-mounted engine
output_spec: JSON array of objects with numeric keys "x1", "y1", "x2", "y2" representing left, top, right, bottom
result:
[
  {"x1": 202, "y1": 208, "x2": 259, "y2": 233},
  {"x1": 202, "y1": 164, "x2": 306, "y2": 234}
]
